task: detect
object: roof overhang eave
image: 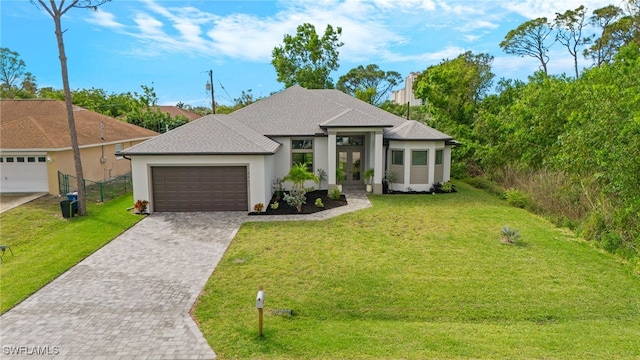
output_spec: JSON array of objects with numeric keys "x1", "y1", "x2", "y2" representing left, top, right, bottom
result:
[
  {"x1": 118, "y1": 150, "x2": 278, "y2": 156},
  {"x1": 320, "y1": 124, "x2": 394, "y2": 129}
]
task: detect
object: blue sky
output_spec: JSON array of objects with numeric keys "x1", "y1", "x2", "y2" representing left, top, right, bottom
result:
[{"x1": 1, "y1": 0, "x2": 618, "y2": 107}]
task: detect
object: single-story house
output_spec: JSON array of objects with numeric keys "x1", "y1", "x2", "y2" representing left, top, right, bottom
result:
[
  {"x1": 0, "y1": 99, "x2": 158, "y2": 194},
  {"x1": 119, "y1": 85, "x2": 454, "y2": 213}
]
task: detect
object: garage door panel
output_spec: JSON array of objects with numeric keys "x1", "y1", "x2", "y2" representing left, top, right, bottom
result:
[
  {"x1": 151, "y1": 166, "x2": 247, "y2": 212},
  {"x1": 0, "y1": 160, "x2": 48, "y2": 192}
]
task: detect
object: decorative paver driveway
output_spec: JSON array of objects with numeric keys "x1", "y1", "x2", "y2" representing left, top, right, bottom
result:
[{"x1": 0, "y1": 191, "x2": 370, "y2": 359}]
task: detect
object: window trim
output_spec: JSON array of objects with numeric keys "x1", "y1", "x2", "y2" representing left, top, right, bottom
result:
[
  {"x1": 411, "y1": 150, "x2": 428, "y2": 166},
  {"x1": 435, "y1": 149, "x2": 443, "y2": 165},
  {"x1": 291, "y1": 138, "x2": 314, "y2": 171},
  {"x1": 391, "y1": 150, "x2": 404, "y2": 165}
]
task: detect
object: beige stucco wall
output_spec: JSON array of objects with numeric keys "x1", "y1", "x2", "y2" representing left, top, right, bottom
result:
[{"x1": 47, "y1": 140, "x2": 148, "y2": 195}]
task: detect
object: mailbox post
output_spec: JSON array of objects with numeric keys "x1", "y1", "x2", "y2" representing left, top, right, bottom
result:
[{"x1": 256, "y1": 285, "x2": 265, "y2": 337}]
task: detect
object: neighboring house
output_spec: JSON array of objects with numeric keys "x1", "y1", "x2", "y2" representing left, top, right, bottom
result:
[
  {"x1": 0, "y1": 99, "x2": 158, "y2": 194},
  {"x1": 391, "y1": 72, "x2": 423, "y2": 106},
  {"x1": 120, "y1": 85, "x2": 454, "y2": 213},
  {"x1": 149, "y1": 106, "x2": 202, "y2": 121}
]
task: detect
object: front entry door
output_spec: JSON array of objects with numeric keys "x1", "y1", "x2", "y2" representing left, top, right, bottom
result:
[{"x1": 338, "y1": 149, "x2": 363, "y2": 186}]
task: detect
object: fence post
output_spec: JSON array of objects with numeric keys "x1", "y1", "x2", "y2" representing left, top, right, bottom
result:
[{"x1": 100, "y1": 182, "x2": 104, "y2": 202}]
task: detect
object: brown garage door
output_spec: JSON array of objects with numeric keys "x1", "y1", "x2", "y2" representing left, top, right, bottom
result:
[{"x1": 152, "y1": 166, "x2": 248, "y2": 212}]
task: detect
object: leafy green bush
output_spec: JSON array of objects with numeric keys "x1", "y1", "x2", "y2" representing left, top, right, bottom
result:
[
  {"x1": 315, "y1": 198, "x2": 324, "y2": 208},
  {"x1": 283, "y1": 190, "x2": 306, "y2": 212},
  {"x1": 464, "y1": 176, "x2": 503, "y2": 196},
  {"x1": 329, "y1": 187, "x2": 341, "y2": 200},
  {"x1": 503, "y1": 188, "x2": 529, "y2": 209},
  {"x1": 441, "y1": 181, "x2": 454, "y2": 193}
]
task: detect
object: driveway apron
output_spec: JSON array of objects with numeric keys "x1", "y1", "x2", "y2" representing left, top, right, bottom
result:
[
  {"x1": 0, "y1": 212, "x2": 246, "y2": 360},
  {"x1": 0, "y1": 191, "x2": 371, "y2": 359}
]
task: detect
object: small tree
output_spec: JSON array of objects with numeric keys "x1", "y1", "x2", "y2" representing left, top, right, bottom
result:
[
  {"x1": 283, "y1": 162, "x2": 319, "y2": 213},
  {"x1": 500, "y1": 17, "x2": 554, "y2": 75},
  {"x1": 272, "y1": 23, "x2": 343, "y2": 89},
  {"x1": 32, "y1": 0, "x2": 111, "y2": 216},
  {"x1": 0, "y1": 48, "x2": 37, "y2": 99}
]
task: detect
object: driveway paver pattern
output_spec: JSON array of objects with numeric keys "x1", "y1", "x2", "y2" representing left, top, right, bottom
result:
[{"x1": 0, "y1": 191, "x2": 370, "y2": 359}]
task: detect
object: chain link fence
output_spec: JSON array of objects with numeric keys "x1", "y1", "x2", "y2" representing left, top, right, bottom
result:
[{"x1": 58, "y1": 172, "x2": 132, "y2": 202}]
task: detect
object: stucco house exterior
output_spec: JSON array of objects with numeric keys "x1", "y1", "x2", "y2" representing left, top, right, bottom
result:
[
  {"x1": 120, "y1": 85, "x2": 454, "y2": 213},
  {"x1": 0, "y1": 99, "x2": 158, "y2": 194}
]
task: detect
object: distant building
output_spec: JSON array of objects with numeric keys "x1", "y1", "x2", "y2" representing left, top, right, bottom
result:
[
  {"x1": 149, "y1": 106, "x2": 202, "y2": 121},
  {"x1": 391, "y1": 72, "x2": 423, "y2": 106}
]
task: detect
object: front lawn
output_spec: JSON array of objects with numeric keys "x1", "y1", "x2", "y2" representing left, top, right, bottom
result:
[
  {"x1": 194, "y1": 182, "x2": 640, "y2": 359},
  {"x1": 0, "y1": 193, "x2": 142, "y2": 313}
]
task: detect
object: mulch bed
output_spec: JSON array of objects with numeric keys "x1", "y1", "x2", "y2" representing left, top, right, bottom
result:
[{"x1": 250, "y1": 190, "x2": 347, "y2": 215}]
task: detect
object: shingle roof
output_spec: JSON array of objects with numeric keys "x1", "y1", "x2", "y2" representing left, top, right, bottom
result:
[
  {"x1": 0, "y1": 99, "x2": 158, "y2": 149},
  {"x1": 230, "y1": 85, "x2": 337, "y2": 135},
  {"x1": 118, "y1": 86, "x2": 452, "y2": 156},
  {"x1": 120, "y1": 115, "x2": 281, "y2": 155},
  {"x1": 320, "y1": 108, "x2": 394, "y2": 128},
  {"x1": 385, "y1": 120, "x2": 452, "y2": 141}
]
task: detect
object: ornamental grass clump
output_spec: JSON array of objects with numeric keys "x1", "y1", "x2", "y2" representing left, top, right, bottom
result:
[{"x1": 500, "y1": 226, "x2": 521, "y2": 244}]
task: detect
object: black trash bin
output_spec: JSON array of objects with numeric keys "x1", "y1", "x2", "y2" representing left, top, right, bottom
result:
[
  {"x1": 66, "y1": 192, "x2": 78, "y2": 214},
  {"x1": 60, "y1": 200, "x2": 72, "y2": 219}
]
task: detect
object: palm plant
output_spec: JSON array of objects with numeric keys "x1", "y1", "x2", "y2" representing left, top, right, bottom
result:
[{"x1": 283, "y1": 162, "x2": 318, "y2": 213}]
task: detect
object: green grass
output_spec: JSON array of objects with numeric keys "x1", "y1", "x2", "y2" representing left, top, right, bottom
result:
[
  {"x1": 0, "y1": 193, "x2": 142, "y2": 313},
  {"x1": 194, "y1": 182, "x2": 640, "y2": 359}
]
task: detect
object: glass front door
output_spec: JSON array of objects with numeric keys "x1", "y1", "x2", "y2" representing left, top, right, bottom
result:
[{"x1": 338, "y1": 149, "x2": 362, "y2": 185}]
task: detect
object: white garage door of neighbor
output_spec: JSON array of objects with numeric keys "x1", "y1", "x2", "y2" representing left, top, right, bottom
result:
[{"x1": 0, "y1": 155, "x2": 49, "y2": 192}]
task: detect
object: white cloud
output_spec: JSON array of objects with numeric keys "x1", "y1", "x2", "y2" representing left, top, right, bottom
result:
[
  {"x1": 368, "y1": 0, "x2": 436, "y2": 11},
  {"x1": 502, "y1": 0, "x2": 617, "y2": 20},
  {"x1": 459, "y1": 20, "x2": 500, "y2": 32},
  {"x1": 86, "y1": 9, "x2": 124, "y2": 28}
]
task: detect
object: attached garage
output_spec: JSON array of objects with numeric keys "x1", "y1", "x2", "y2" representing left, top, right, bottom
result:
[{"x1": 151, "y1": 166, "x2": 248, "y2": 212}]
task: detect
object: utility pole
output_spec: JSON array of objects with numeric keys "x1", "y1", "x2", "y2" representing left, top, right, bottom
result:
[{"x1": 207, "y1": 70, "x2": 216, "y2": 114}]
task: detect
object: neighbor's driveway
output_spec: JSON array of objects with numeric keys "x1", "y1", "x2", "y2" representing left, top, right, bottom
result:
[{"x1": 0, "y1": 212, "x2": 246, "y2": 359}]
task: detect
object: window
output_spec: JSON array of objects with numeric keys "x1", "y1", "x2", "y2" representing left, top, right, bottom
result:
[
  {"x1": 0, "y1": 157, "x2": 3, "y2": 162},
  {"x1": 336, "y1": 136, "x2": 364, "y2": 146},
  {"x1": 391, "y1": 150, "x2": 404, "y2": 165},
  {"x1": 412, "y1": 151, "x2": 427, "y2": 166},
  {"x1": 115, "y1": 143, "x2": 124, "y2": 160},
  {"x1": 291, "y1": 139, "x2": 313, "y2": 171},
  {"x1": 6, "y1": 157, "x2": 14, "y2": 162},
  {"x1": 291, "y1": 140, "x2": 313, "y2": 150},
  {"x1": 38, "y1": 156, "x2": 46, "y2": 162},
  {"x1": 27, "y1": 157, "x2": 36, "y2": 163},
  {"x1": 436, "y1": 149, "x2": 443, "y2": 165},
  {"x1": 17, "y1": 157, "x2": 25, "y2": 163}
]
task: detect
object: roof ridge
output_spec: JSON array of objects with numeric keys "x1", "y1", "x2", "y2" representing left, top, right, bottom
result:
[
  {"x1": 217, "y1": 115, "x2": 278, "y2": 148},
  {"x1": 320, "y1": 108, "x2": 352, "y2": 126}
]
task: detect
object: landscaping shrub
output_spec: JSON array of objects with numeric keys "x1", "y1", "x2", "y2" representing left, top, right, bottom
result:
[
  {"x1": 464, "y1": 176, "x2": 503, "y2": 197},
  {"x1": 329, "y1": 187, "x2": 341, "y2": 200},
  {"x1": 503, "y1": 188, "x2": 529, "y2": 209}
]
